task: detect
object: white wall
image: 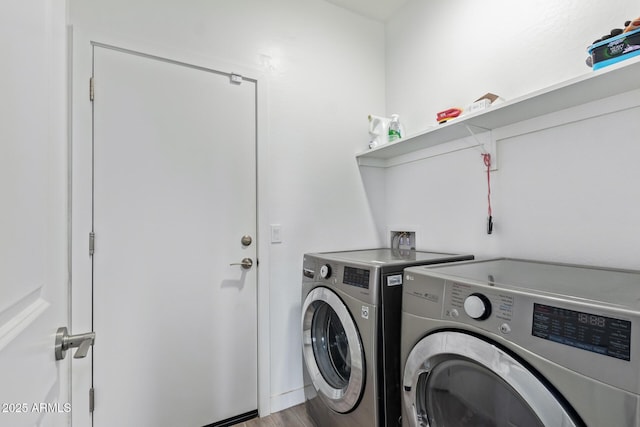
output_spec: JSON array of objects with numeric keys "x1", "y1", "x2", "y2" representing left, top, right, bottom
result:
[
  {"x1": 386, "y1": 0, "x2": 637, "y2": 134},
  {"x1": 68, "y1": 0, "x2": 385, "y2": 413},
  {"x1": 382, "y1": 0, "x2": 640, "y2": 269}
]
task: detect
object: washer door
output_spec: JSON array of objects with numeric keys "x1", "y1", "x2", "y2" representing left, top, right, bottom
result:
[
  {"x1": 302, "y1": 287, "x2": 365, "y2": 413},
  {"x1": 403, "y1": 331, "x2": 581, "y2": 427}
]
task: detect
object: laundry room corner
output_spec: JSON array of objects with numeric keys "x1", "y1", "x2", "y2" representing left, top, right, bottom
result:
[{"x1": 381, "y1": 0, "x2": 640, "y2": 268}]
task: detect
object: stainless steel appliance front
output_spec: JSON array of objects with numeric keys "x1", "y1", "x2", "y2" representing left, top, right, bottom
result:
[
  {"x1": 401, "y1": 258, "x2": 640, "y2": 427},
  {"x1": 301, "y1": 249, "x2": 474, "y2": 427}
]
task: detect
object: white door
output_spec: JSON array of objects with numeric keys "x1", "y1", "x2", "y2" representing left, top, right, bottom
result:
[
  {"x1": 90, "y1": 45, "x2": 258, "y2": 426},
  {"x1": 0, "y1": 1, "x2": 69, "y2": 427}
]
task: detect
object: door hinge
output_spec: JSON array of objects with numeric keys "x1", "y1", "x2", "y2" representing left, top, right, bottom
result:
[
  {"x1": 230, "y1": 73, "x2": 243, "y2": 85},
  {"x1": 89, "y1": 232, "x2": 95, "y2": 256},
  {"x1": 90, "y1": 77, "x2": 95, "y2": 101},
  {"x1": 89, "y1": 387, "x2": 95, "y2": 413}
]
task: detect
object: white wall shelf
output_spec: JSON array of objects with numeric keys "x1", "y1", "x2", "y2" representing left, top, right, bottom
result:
[{"x1": 357, "y1": 56, "x2": 640, "y2": 168}]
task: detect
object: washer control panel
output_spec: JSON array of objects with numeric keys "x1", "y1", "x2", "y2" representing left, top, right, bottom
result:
[
  {"x1": 306, "y1": 258, "x2": 373, "y2": 292},
  {"x1": 303, "y1": 256, "x2": 378, "y2": 305},
  {"x1": 343, "y1": 265, "x2": 371, "y2": 289},
  {"x1": 319, "y1": 264, "x2": 332, "y2": 279},
  {"x1": 444, "y1": 281, "x2": 514, "y2": 335}
]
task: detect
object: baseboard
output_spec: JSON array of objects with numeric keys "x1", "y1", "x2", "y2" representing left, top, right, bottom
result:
[
  {"x1": 269, "y1": 387, "x2": 306, "y2": 414},
  {"x1": 206, "y1": 410, "x2": 258, "y2": 427}
]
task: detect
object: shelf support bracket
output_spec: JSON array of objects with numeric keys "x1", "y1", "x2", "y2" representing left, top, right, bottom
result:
[{"x1": 464, "y1": 124, "x2": 497, "y2": 171}]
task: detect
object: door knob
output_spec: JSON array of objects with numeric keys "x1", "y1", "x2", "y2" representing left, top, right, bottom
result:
[
  {"x1": 230, "y1": 258, "x2": 253, "y2": 270},
  {"x1": 55, "y1": 327, "x2": 96, "y2": 361},
  {"x1": 241, "y1": 235, "x2": 253, "y2": 246}
]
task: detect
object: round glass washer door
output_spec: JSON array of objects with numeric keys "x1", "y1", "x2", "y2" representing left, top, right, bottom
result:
[
  {"x1": 403, "y1": 331, "x2": 581, "y2": 427},
  {"x1": 302, "y1": 286, "x2": 365, "y2": 413}
]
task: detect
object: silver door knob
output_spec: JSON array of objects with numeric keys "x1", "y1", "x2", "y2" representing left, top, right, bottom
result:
[
  {"x1": 241, "y1": 235, "x2": 253, "y2": 246},
  {"x1": 55, "y1": 327, "x2": 96, "y2": 361},
  {"x1": 230, "y1": 258, "x2": 253, "y2": 269}
]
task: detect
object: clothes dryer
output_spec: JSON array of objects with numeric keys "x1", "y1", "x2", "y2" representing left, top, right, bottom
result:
[
  {"x1": 401, "y1": 258, "x2": 640, "y2": 427},
  {"x1": 301, "y1": 249, "x2": 473, "y2": 427}
]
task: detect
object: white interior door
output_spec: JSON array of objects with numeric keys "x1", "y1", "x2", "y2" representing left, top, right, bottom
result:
[
  {"x1": 0, "y1": 0, "x2": 73, "y2": 427},
  {"x1": 0, "y1": 1, "x2": 69, "y2": 427},
  {"x1": 91, "y1": 45, "x2": 258, "y2": 427}
]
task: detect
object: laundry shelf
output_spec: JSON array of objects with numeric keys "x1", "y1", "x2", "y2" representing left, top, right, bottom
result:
[{"x1": 357, "y1": 55, "x2": 640, "y2": 167}]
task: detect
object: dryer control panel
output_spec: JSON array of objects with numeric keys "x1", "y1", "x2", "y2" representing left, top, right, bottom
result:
[
  {"x1": 403, "y1": 259, "x2": 640, "y2": 395},
  {"x1": 441, "y1": 281, "x2": 633, "y2": 361},
  {"x1": 531, "y1": 303, "x2": 631, "y2": 361},
  {"x1": 443, "y1": 281, "x2": 515, "y2": 335}
]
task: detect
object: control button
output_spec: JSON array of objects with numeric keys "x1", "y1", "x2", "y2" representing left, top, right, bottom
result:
[
  {"x1": 500, "y1": 323, "x2": 511, "y2": 334},
  {"x1": 463, "y1": 293, "x2": 492, "y2": 320},
  {"x1": 450, "y1": 309, "x2": 459, "y2": 318},
  {"x1": 320, "y1": 264, "x2": 332, "y2": 279}
]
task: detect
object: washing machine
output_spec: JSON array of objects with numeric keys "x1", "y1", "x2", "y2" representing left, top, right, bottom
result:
[
  {"x1": 301, "y1": 249, "x2": 474, "y2": 427},
  {"x1": 400, "y1": 258, "x2": 640, "y2": 427}
]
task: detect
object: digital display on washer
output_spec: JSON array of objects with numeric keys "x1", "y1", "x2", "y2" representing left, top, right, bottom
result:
[
  {"x1": 532, "y1": 303, "x2": 631, "y2": 361},
  {"x1": 343, "y1": 266, "x2": 370, "y2": 289}
]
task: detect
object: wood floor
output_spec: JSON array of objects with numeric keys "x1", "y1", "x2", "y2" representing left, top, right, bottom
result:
[{"x1": 233, "y1": 403, "x2": 315, "y2": 427}]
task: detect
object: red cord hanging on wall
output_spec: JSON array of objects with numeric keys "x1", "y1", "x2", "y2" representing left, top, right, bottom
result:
[{"x1": 482, "y1": 153, "x2": 493, "y2": 234}]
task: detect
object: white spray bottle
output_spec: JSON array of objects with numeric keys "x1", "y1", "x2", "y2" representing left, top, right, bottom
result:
[{"x1": 368, "y1": 114, "x2": 391, "y2": 149}]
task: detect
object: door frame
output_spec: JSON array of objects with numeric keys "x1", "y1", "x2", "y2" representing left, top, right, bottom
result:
[{"x1": 70, "y1": 27, "x2": 271, "y2": 425}]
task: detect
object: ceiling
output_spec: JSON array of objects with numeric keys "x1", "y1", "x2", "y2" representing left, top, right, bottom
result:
[{"x1": 323, "y1": 0, "x2": 410, "y2": 22}]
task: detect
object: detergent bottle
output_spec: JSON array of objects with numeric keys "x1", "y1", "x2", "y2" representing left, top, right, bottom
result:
[{"x1": 388, "y1": 114, "x2": 403, "y2": 142}]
